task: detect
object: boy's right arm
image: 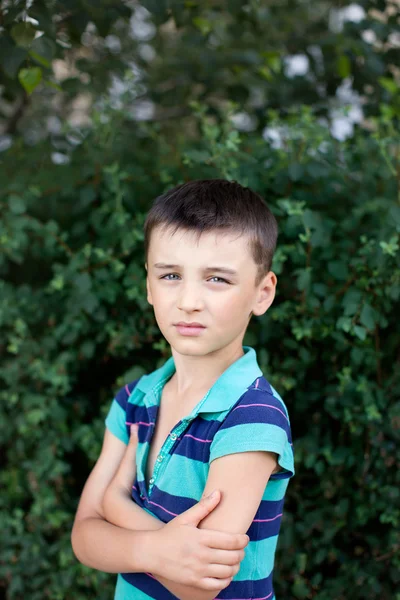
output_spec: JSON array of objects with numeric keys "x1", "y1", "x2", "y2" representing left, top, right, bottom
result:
[{"x1": 71, "y1": 428, "x2": 162, "y2": 573}]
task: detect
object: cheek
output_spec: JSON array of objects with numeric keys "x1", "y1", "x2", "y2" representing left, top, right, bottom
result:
[{"x1": 215, "y1": 293, "x2": 250, "y2": 320}]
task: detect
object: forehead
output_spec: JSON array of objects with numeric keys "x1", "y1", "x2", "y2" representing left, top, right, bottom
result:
[{"x1": 149, "y1": 225, "x2": 253, "y2": 263}]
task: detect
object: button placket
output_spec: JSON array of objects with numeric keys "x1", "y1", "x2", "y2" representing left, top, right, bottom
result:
[{"x1": 147, "y1": 420, "x2": 189, "y2": 496}]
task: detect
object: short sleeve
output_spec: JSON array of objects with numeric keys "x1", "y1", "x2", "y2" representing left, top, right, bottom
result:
[
  {"x1": 209, "y1": 389, "x2": 294, "y2": 479},
  {"x1": 104, "y1": 379, "x2": 140, "y2": 445}
]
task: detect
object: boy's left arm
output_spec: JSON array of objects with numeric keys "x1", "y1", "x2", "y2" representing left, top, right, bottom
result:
[{"x1": 159, "y1": 450, "x2": 278, "y2": 600}]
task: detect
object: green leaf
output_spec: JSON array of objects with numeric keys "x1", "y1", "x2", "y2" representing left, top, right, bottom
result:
[
  {"x1": 31, "y1": 36, "x2": 56, "y2": 63},
  {"x1": 336, "y1": 316, "x2": 352, "y2": 333},
  {"x1": 18, "y1": 67, "x2": 42, "y2": 94},
  {"x1": 353, "y1": 325, "x2": 367, "y2": 341},
  {"x1": 359, "y1": 303, "x2": 376, "y2": 330},
  {"x1": 288, "y1": 163, "x2": 304, "y2": 181},
  {"x1": 44, "y1": 79, "x2": 63, "y2": 92},
  {"x1": 337, "y1": 54, "x2": 351, "y2": 78},
  {"x1": 258, "y1": 65, "x2": 273, "y2": 81},
  {"x1": 28, "y1": 50, "x2": 51, "y2": 68},
  {"x1": 297, "y1": 267, "x2": 311, "y2": 291},
  {"x1": 11, "y1": 22, "x2": 37, "y2": 48},
  {"x1": 140, "y1": 0, "x2": 170, "y2": 24},
  {"x1": 379, "y1": 77, "x2": 398, "y2": 96},
  {"x1": 8, "y1": 195, "x2": 26, "y2": 215},
  {"x1": 193, "y1": 17, "x2": 212, "y2": 35},
  {"x1": 0, "y1": 41, "x2": 27, "y2": 78},
  {"x1": 327, "y1": 260, "x2": 349, "y2": 281}
]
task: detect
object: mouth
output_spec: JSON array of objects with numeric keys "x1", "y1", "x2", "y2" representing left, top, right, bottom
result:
[
  {"x1": 175, "y1": 323, "x2": 205, "y2": 328},
  {"x1": 174, "y1": 323, "x2": 206, "y2": 335}
]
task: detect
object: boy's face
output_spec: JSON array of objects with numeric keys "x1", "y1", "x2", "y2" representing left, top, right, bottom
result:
[{"x1": 145, "y1": 225, "x2": 276, "y2": 357}]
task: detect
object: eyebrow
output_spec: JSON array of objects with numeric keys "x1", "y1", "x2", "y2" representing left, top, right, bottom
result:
[{"x1": 153, "y1": 263, "x2": 238, "y2": 276}]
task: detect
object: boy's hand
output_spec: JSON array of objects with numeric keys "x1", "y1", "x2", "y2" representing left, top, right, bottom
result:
[{"x1": 151, "y1": 490, "x2": 249, "y2": 592}]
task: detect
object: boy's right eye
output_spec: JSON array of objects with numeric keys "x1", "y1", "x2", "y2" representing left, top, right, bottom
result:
[{"x1": 160, "y1": 273, "x2": 178, "y2": 280}]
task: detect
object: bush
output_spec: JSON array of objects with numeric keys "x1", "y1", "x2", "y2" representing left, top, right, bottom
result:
[{"x1": 0, "y1": 102, "x2": 399, "y2": 599}]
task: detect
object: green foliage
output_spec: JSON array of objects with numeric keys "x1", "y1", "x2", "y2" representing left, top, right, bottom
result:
[
  {"x1": 0, "y1": 100, "x2": 399, "y2": 599},
  {"x1": 1, "y1": 0, "x2": 400, "y2": 137}
]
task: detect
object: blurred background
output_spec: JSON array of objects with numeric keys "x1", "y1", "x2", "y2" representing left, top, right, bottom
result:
[{"x1": 0, "y1": 1, "x2": 399, "y2": 599}]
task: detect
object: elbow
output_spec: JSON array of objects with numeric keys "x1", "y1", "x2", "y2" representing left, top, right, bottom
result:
[
  {"x1": 179, "y1": 583, "x2": 231, "y2": 600},
  {"x1": 70, "y1": 521, "x2": 87, "y2": 566},
  {"x1": 70, "y1": 517, "x2": 101, "y2": 568}
]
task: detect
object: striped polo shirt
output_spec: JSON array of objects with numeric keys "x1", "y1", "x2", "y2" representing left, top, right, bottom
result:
[{"x1": 105, "y1": 345, "x2": 295, "y2": 600}]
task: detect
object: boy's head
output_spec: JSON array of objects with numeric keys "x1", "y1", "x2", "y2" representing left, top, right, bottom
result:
[{"x1": 143, "y1": 179, "x2": 278, "y2": 354}]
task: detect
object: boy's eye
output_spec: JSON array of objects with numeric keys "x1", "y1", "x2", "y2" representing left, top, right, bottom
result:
[{"x1": 160, "y1": 274, "x2": 229, "y2": 284}]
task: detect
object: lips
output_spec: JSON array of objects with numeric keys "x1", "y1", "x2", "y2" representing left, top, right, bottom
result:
[{"x1": 175, "y1": 322, "x2": 205, "y2": 327}]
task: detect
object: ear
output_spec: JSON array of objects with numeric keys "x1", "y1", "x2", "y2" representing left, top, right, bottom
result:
[
  {"x1": 252, "y1": 271, "x2": 277, "y2": 317},
  {"x1": 146, "y1": 272, "x2": 153, "y2": 306}
]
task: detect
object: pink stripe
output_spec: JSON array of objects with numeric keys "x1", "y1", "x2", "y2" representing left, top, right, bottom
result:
[
  {"x1": 132, "y1": 485, "x2": 137, "y2": 490},
  {"x1": 145, "y1": 572, "x2": 157, "y2": 580},
  {"x1": 255, "y1": 378, "x2": 259, "y2": 388},
  {"x1": 125, "y1": 384, "x2": 131, "y2": 396},
  {"x1": 223, "y1": 592, "x2": 272, "y2": 600},
  {"x1": 147, "y1": 500, "x2": 179, "y2": 517},
  {"x1": 233, "y1": 403, "x2": 288, "y2": 422},
  {"x1": 184, "y1": 433, "x2": 212, "y2": 443},
  {"x1": 253, "y1": 513, "x2": 282, "y2": 523},
  {"x1": 125, "y1": 421, "x2": 154, "y2": 427},
  {"x1": 226, "y1": 594, "x2": 272, "y2": 600}
]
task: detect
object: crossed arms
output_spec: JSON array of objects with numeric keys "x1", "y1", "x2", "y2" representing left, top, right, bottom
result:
[{"x1": 71, "y1": 426, "x2": 278, "y2": 600}]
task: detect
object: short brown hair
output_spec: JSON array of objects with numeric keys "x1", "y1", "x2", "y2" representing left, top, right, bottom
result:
[{"x1": 143, "y1": 179, "x2": 278, "y2": 287}]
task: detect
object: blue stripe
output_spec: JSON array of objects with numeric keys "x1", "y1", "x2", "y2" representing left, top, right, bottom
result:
[
  {"x1": 120, "y1": 570, "x2": 275, "y2": 600},
  {"x1": 114, "y1": 378, "x2": 140, "y2": 410}
]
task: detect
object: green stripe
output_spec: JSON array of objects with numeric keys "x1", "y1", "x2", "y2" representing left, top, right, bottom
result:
[
  {"x1": 252, "y1": 537, "x2": 278, "y2": 579},
  {"x1": 105, "y1": 401, "x2": 128, "y2": 444},
  {"x1": 114, "y1": 574, "x2": 154, "y2": 599},
  {"x1": 210, "y1": 422, "x2": 292, "y2": 468},
  {"x1": 262, "y1": 478, "x2": 290, "y2": 501},
  {"x1": 156, "y1": 453, "x2": 208, "y2": 498}
]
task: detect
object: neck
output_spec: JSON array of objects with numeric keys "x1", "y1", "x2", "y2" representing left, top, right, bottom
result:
[{"x1": 168, "y1": 342, "x2": 245, "y2": 398}]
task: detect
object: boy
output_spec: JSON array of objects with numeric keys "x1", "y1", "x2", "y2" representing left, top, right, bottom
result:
[{"x1": 71, "y1": 179, "x2": 295, "y2": 600}]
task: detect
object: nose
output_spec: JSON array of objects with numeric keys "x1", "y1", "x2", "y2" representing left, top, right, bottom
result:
[{"x1": 177, "y1": 281, "x2": 204, "y2": 312}]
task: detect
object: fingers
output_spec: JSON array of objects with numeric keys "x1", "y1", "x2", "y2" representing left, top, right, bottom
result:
[
  {"x1": 203, "y1": 530, "x2": 249, "y2": 550},
  {"x1": 204, "y1": 562, "x2": 241, "y2": 580},
  {"x1": 198, "y1": 576, "x2": 234, "y2": 592},
  {"x1": 178, "y1": 490, "x2": 222, "y2": 527},
  {"x1": 113, "y1": 424, "x2": 139, "y2": 489},
  {"x1": 207, "y1": 548, "x2": 245, "y2": 566}
]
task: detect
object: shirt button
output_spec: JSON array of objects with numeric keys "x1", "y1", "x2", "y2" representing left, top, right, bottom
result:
[
  {"x1": 149, "y1": 477, "x2": 155, "y2": 484},
  {"x1": 170, "y1": 433, "x2": 177, "y2": 440},
  {"x1": 157, "y1": 455, "x2": 164, "y2": 462}
]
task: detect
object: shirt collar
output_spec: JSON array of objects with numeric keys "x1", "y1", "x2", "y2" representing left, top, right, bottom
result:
[{"x1": 136, "y1": 345, "x2": 263, "y2": 415}]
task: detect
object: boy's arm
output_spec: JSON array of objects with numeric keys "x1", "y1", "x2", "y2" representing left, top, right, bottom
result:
[
  {"x1": 198, "y1": 450, "x2": 278, "y2": 534},
  {"x1": 103, "y1": 484, "x2": 164, "y2": 530},
  {"x1": 148, "y1": 452, "x2": 278, "y2": 600},
  {"x1": 101, "y1": 425, "x2": 163, "y2": 532},
  {"x1": 71, "y1": 428, "x2": 160, "y2": 573},
  {"x1": 188, "y1": 451, "x2": 278, "y2": 600}
]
